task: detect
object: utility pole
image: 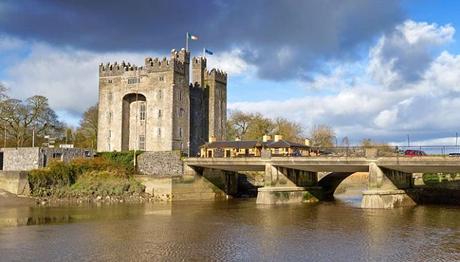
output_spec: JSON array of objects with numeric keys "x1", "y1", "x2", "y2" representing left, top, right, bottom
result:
[
  {"x1": 407, "y1": 134, "x2": 410, "y2": 147},
  {"x1": 32, "y1": 127, "x2": 35, "y2": 147},
  {"x1": 3, "y1": 125, "x2": 6, "y2": 148}
]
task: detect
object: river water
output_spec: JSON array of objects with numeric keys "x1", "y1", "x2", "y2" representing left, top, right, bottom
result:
[{"x1": 0, "y1": 195, "x2": 459, "y2": 262}]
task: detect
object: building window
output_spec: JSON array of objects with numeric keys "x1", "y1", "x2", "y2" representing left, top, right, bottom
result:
[
  {"x1": 179, "y1": 108, "x2": 185, "y2": 117},
  {"x1": 157, "y1": 128, "x2": 161, "y2": 137},
  {"x1": 139, "y1": 135, "x2": 145, "y2": 150},
  {"x1": 158, "y1": 109, "x2": 162, "y2": 118},
  {"x1": 179, "y1": 90, "x2": 182, "y2": 101},
  {"x1": 108, "y1": 112, "x2": 112, "y2": 123},
  {"x1": 179, "y1": 128, "x2": 183, "y2": 138},
  {"x1": 107, "y1": 79, "x2": 112, "y2": 83},
  {"x1": 157, "y1": 90, "x2": 162, "y2": 100},
  {"x1": 108, "y1": 92, "x2": 113, "y2": 102},
  {"x1": 159, "y1": 76, "x2": 164, "y2": 81},
  {"x1": 128, "y1": 78, "x2": 139, "y2": 84},
  {"x1": 108, "y1": 130, "x2": 112, "y2": 138},
  {"x1": 140, "y1": 103, "x2": 146, "y2": 121}
]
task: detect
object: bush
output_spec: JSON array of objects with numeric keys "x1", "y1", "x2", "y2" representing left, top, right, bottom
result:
[
  {"x1": 28, "y1": 153, "x2": 144, "y2": 197},
  {"x1": 97, "y1": 151, "x2": 143, "y2": 173}
]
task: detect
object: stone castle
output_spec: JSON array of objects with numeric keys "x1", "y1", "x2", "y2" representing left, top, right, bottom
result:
[{"x1": 97, "y1": 48, "x2": 227, "y2": 155}]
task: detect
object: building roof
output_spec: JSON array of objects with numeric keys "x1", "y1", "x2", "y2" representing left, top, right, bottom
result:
[{"x1": 201, "y1": 140, "x2": 309, "y2": 149}]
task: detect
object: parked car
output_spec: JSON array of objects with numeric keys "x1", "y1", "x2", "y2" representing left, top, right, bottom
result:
[
  {"x1": 404, "y1": 150, "x2": 427, "y2": 157},
  {"x1": 448, "y1": 153, "x2": 460, "y2": 157}
]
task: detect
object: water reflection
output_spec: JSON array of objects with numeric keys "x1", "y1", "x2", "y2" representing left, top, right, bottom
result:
[{"x1": 0, "y1": 199, "x2": 459, "y2": 261}]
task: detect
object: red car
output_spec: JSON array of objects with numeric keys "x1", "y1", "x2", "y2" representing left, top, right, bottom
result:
[{"x1": 404, "y1": 150, "x2": 427, "y2": 157}]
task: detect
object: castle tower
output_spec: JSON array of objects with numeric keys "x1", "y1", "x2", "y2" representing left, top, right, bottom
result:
[
  {"x1": 204, "y1": 69, "x2": 227, "y2": 142},
  {"x1": 97, "y1": 48, "x2": 190, "y2": 153}
]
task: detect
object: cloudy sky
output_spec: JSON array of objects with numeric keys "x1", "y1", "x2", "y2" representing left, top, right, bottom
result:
[{"x1": 1, "y1": 0, "x2": 460, "y2": 145}]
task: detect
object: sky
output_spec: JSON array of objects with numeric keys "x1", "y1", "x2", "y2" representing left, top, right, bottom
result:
[{"x1": 1, "y1": 0, "x2": 460, "y2": 145}]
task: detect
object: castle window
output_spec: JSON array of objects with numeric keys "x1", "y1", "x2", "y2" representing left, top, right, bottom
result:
[
  {"x1": 140, "y1": 103, "x2": 146, "y2": 121},
  {"x1": 107, "y1": 79, "x2": 112, "y2": 83},
  {"x1": 108, "y1": 92, "x2": 113, "y2": 102},
  {"x1": 179, "y1": 91, "x2": 182, "y2": 101},
  {"x1": 179, "y1": 128, "x2": 183, "y2": 138},
  {"x1": 157, "y1": 128, "x2": 161, "y2": 137},
  {"x1": 179, "y1": 108, "x2": 185, "y2": 118},
  {"x1": 157, "y1": 90, "x2": 162, "y2": 100},
  {"x1": 159, "y1": 76, "x2": 164, "y2": 81},
  {"x1": 108, "y1": 112, "x2": 112, "y2": 123},
  {"x1": 158, "y1": 109, "x2": 162, "y2": 118},
  {"x1": 139, "y1": 135, "x2": 145, "y2": 150},
  {"x1": 108, "y1": 130, "x2": 112, "y2": 138},
  {"x1": 128, "y1": 78, "x2": 139, "y2": 84}
]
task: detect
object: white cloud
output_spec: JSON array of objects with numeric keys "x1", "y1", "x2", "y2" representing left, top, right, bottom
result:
[
  {"x1": 230, "y1": 20, "x2": 460, "y2": 144},
  {"x1": 4, "y1": 42, "x2": 151, "y2": 120},
  {"x1": 367, "y1": 20, "x2": 455, "y2": 88},
  {"x1": 0, "y1": 35, "x2": 25, "y2": 51},
  {"x1": 207, "y1": 48, "x2": 254, "y2": 75}
]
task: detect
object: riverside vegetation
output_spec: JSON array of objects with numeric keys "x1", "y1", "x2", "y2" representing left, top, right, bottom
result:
[{"x1": 28, "y1": 152, "x2": 147, "y2": 204}]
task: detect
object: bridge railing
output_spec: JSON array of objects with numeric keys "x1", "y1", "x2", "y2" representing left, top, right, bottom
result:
[{"x1": 310, "y1": 145, "x2": 460, "y2": 158}]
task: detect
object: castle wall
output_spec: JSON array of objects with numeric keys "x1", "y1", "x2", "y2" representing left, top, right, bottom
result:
[
  {"x1": 97, "y1": 49, "x2": 190, "y2": 152},
  {"x1": 97, "y1": 49, "x2": 227, "y2": 155}
]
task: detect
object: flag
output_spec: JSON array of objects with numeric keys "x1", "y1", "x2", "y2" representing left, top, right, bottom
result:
[
  {"x1": 204, "y1": 48, "x2": 213, "y2": 55},
  {"x1": 187, "y1": 32, "x2": 199, "y2": 40}
]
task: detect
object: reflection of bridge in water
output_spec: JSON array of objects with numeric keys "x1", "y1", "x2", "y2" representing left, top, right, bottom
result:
[{"x1": 184, "y1": 155, "x2": 460, "y2": 208}]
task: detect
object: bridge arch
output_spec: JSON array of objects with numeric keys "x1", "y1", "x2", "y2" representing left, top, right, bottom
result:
[
  {"x1": 318, "y1": 172, "x2": 355, "y2": 199},
  {"x1": 122, "y1": 93, "x2": 147, "y2": 151}
]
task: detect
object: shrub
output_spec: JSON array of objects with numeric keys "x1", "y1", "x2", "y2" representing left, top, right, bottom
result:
[{"x1": 28, "y1": 152, "x2": 145, "y2": 197}]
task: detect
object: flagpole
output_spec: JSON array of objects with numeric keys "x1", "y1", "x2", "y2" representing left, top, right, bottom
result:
[{"x1": 185, "y1": 32, "x2": 189, "y2": 51}]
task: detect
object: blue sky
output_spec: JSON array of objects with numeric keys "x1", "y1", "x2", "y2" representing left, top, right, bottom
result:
[{"x1": 1, "y1": 0, "x2": 460, "y2": 145}]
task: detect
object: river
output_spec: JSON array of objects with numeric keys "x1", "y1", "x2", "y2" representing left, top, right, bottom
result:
[{"x1": 0, "y1": 194, "x2": 459, "y2": 261}]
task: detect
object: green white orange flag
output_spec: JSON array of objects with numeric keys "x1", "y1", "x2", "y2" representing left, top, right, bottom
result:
[{"x1": 187, "y1": 32, "x2": 199, "y2": 40}]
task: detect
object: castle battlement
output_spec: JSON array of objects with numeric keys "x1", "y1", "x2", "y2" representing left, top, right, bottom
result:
[
  {"x1": 192, "y1": 56, "x2": 207, "y2": 67},
  {"x1": 99, "y1": 61, "x2": 144, "y2": 77},
  {"x1": 205, "y1": 68, "x2": 227, "y2": 83}
]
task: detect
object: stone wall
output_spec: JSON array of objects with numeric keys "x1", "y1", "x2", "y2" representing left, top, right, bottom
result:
[
  {"x1": 0, "y1": 147, "x2": 93, "y2": 171},
  {"x1": 1, "y1": 148, "x2": 40, "y2": 171},
  {"x1": 137, "y1": 151, "x2": 183, "y2": 177},
  {"x1": 0, "y1": 171, "x2": 30, "y2": 195}
]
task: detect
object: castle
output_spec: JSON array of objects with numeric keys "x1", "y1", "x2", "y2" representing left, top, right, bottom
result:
[{"x1": 97, "y1": 48, "x2": 227, "y2": 156}]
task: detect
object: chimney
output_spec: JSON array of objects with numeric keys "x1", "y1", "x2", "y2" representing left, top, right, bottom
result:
[
  {"x1": 262, "y1": 135, "x2": 272, "y2": 142},
  {"x1": 304, "y1": 138, "x2": 311, "y2": 147},
  {"x1": 209, "y1": 136, "x2": 217, "y2": 143},
  {"x1": 274, "y1": 135, "x2": 283, "y2": 142}
]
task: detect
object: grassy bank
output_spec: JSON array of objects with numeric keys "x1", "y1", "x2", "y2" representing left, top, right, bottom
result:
[{"x1": 28, "y1": 152, "x2": 145, "y2": 200}]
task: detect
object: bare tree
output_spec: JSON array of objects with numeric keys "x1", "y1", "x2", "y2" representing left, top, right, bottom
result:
[
  {"x1": 310, "y1": 124, "x2": 335, "y2": 147},
  {"x1": 0, "y1": 95, "x2": 63, "y2": 147}
]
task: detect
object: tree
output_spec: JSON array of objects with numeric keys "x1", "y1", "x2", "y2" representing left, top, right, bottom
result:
[
  {"x1": 310, "y1": 124, "x2": 335, "y2": 147},
  {"x1": 0, "y1": 95, "x2": 63, "y2": 147},
  {"x1": 74, "y1": 104, "x2": 98, "y2": 148},
  {"x1": 227, "y1": 110, "x2": 304, "y2": 141},
  {"x1": 227, "y1": 110, "x2": 252, "y2": 139},
  {"x1": 272, "y1": 117, "x2": 303, "y2": 142},
  {"x1": 244, "y1": 113, "x2": 273, "y2": 140},
  {"x1": 341, "y1": 136, "x2": 350, "y2": 147}
]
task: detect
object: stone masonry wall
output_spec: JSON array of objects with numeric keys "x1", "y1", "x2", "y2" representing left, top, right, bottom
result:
[
  {"x1": 1, "y1": 148, "x2": 40, "y2": 171},
  {"x1": 137, "y1": 151, "x2": 183, "y2": 177}
]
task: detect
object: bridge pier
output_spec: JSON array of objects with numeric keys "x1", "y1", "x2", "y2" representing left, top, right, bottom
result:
[
  {"x1": 256, "y1": 164, "x2": 320, "y2": 204},
  {"x1": 361, "y1": 163, "x2": 416, "y2": 208}
]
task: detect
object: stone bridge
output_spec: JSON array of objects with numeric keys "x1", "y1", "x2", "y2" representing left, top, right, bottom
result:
[{"x1": 183, "y1": 156, "x2": 460, "y2": 208}]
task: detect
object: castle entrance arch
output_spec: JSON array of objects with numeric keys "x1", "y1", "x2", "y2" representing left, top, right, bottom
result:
[{"x1": 122, "y1": 93, "x2": 147, "y2": 151}]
